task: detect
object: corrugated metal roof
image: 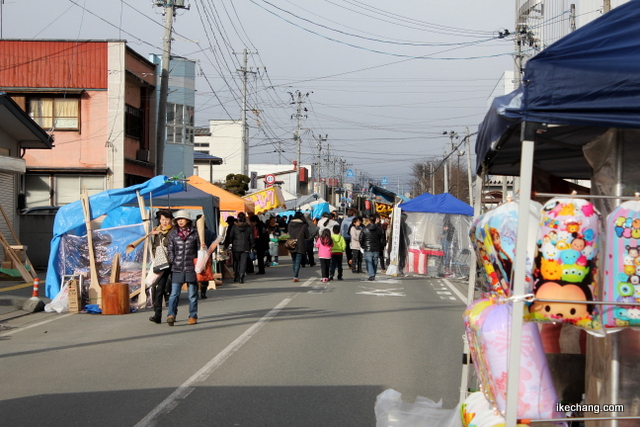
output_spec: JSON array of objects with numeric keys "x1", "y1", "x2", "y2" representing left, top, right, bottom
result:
[{"x1": 0, "y1": 40, "x2": 108, "y2": 89}]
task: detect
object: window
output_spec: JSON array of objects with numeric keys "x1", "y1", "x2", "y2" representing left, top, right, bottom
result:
[
  {"x1": 55, "y1": 175, "x2": 105, "y2": 206},
  {"x1": 29, "y1": 98, "x2": 79, "y2": 130},
  {"x1": 25, "y1": 175, "x2": 52, "y2": 208},
  {"x1": 166, "y1": 103, "x2": 195, "y2": 145},
  {"x1": 125, "y1": 104, "x2": 145, "y2": 140}
]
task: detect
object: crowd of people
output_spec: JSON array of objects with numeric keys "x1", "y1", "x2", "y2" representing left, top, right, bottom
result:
[
  {"x1": 147, "y1": 207, "x2": 391, "y2": 326},
  {"x1": 221, "y1": 208, "x2": 389, "y2": 283}
]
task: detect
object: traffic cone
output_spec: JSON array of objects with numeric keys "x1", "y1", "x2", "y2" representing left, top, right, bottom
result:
[{"x1": 32, "y1": 278, "x2": 39, "y2": 298}]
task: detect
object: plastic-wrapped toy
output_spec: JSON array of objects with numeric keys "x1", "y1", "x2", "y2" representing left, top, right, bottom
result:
[
  {"x1": 479, "y1": 303, "x2": 562, "y2": 420},
  {"x1": 602, "y1": 200, "x2": 640, "y2": 328},
  {"x1": 527, "y1": 198, "x2": 601, "y2": 328}
]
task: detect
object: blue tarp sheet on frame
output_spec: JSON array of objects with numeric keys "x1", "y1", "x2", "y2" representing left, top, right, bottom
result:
[
  {"x1": 476, "y1": 0, "x2": 640, "y2": 177},
  {"x1": 45, "y1": 176, "x2": 184, "y2": 298},
  {"x1": 399, "y1": 192, "x2": 473, "y2": 216}
]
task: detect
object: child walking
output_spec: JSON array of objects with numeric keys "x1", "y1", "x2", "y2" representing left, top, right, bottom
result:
[
  {"x1": 330, "y1": 224, "x2": 346, "y2": 280},
  {"x1": 268, "y1": 227, "x2": 280, "y2": 266},
  {"x1": 315, "y1": 228, "x2": 333, "y2": 282}
]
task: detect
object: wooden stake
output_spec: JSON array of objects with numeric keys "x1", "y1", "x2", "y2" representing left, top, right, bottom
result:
[
  {"x1": 110, "y1": 253, "x2": 121, "y2": 283},
  {"x1": 81, "y1": 188, "x2": 101, "y2": 307},
  {"x1": 0, "y1": 231, "x2": 33, "y2": 283},
  {"x1": 0, "y1": 202, "x2": 37, "y2": 280},
  {"x1": 136, "y1": 190, "x2": 149, "y2": 307}
]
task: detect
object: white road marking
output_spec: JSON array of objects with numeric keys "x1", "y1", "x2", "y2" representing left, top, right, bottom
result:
[
  {"x1": 0, "y1": 313, "x2": 73, "y2": 337},
  {"x1": 356, "y1": 286, "x2": 406, "y2": 297},
  {"x1": 441, "y1": 278, "x2": 468, "y2": 304},
  {"x1": 135, "y1": 277, "x2": 316, "y2": 427}
]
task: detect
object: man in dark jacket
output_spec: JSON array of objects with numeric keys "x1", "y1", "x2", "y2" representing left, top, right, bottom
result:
[
  {"x1": 287, "y1": 211, "x2": 310, "y2": 282},
  {"x1": 226, "y1": 212, "x2": 254, "y2": 283},
  {"x1": 359, "y1": 215, "x2": 385, "y2": 281},
  {"x1": 249, "y1": 215, "x2": 269, "y2": 275}
]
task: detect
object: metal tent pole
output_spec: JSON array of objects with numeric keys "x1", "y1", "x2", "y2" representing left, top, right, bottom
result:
[{"x1": 505, "y1": 123, "x2": 535, "y2": 426}]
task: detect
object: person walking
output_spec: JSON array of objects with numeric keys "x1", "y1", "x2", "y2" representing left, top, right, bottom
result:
[
  {"x1": 227, "y1": 212, "x2": 254, "y2": 283},
  {"x1": 317, "y1": 212, "x2": 338, "y2": 237},
  {"x1": 315, "y1": 228, "x2": 333, "y2": 282},
  {"x1": 166, "y1": 210, "x2": 203, "y2": 326},
  {"x1": 349, "y1": 216, "x2": 363, "y2": 274},
  {"x1": 268, "y1": 226, "x2": 280, "y2": 266},
  {"x1": 288, "y1": 211, "x2": 310, "y2": 282},
  {"x1": 196, "y1": 214, "x2": 216, "y2": 299},
  {"x1": 301, "y1": 212, "x2": 317, "y2": 267},
  {"x1": 359, "y1": 215, "x2": 385, "y2": 281},
  {"x1": 249, "y1": 215, "x2": 268, "y2": 275},
  {"x1": 149, "y1": 210, "x2": 174, "y2": 324},
  {"x1": 375, "y1": 214, "x2": 388, "y2": 273},
  {"x1": 329, "y1": 224, "x2": 346, "y2": 281},
  {"x1": 287, "y1": 211, "x2": 310, "y2": 282},
  {"x1": 341, "y1": 208, "x2": 356, "y2": 270}
]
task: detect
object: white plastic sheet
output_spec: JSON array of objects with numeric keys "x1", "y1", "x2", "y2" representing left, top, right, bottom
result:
[{"x1": 374, "y1": 389, "x2": 462, "y2": 427}]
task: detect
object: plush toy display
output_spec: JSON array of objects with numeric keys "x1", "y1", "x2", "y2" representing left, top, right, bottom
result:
[
  {"x1": 602, "y1": 200, "x2": 640, "y2": 328},
  {"x1": 527, "y1": 198, "x2": 601, "y2": 328}
]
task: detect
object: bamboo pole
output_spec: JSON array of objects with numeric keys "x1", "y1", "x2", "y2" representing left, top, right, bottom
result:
[
  {"x1": 81, "y1": 189, "x2": 101, "y2": 307},
  {"x1": 136, "y1": 191, "x2": 149, "y2": 307}
]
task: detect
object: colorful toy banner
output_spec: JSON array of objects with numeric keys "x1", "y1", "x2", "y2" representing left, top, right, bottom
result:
[{"x1": 243, "y1": 187, "x2": 286, "y2": 215}]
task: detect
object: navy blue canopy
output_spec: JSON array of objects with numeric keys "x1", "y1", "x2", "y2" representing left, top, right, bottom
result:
[
  {"x1": 399, "y1": 192, "x2": 473, "y2": 216},
  {"x1": 476, "y1": 0, "x2": 640, "y2": 178}
]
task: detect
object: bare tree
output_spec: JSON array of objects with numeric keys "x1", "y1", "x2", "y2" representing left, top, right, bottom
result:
[{"x1": 410, "y1": 157, "x2": 473, "y2": 204}]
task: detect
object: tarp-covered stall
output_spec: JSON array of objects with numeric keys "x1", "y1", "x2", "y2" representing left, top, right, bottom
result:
[
  {"x1": 475, "y1": 2, "x2": 640, "y2": 424},
  {"x1": 45, "y1": 176, "x2": 184, "y2": 300},
  {"x1": 397, "y1": 192, "x2": 473, "y2": 277},
  {"x1": 187, "y1": 175, "x2": 254, "y2": 220}
]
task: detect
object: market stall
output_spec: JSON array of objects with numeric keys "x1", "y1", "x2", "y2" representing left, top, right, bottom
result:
[
  {"x1": 243, "y1": 186, "x2": 287, "y2": 215},
  {"x1": 186, "y1": 175, "x2": 254, "y2": 223},
  {"x1": 397, "y1": 192, "x2": 473, "y2": 277},
  {"x1": 472, "y1": 2, "x2": 640, "y2": 425}
]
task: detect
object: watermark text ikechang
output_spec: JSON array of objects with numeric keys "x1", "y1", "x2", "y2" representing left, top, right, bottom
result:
[{"x1": 557, "y1": 403, "x2": 625, "y2": 414}]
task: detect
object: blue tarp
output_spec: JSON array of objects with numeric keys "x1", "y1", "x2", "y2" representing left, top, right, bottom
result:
[
  {"x1": 476, "y1": 0, "x2": 640, "y2": 178},
  {"x1": 399, "y1": 193, "x2": 473, "y2": 216},
  {"x1": 45, "y1": 176, "x2": 184, "y2": 298}
]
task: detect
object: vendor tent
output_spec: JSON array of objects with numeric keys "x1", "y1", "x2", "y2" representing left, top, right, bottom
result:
[
  {"x1": 474, "y1": 3, "x2": 640, "y2": 424},
  {"x1": 476, "y1": 0, "x2": 640, "y2": 179},
  {"x1": 45, "y1": 176, "x2": 184, "y2": 298},
  {"x1": 399, "y1": 192, "x2": 473, "y2": 216},
  {"x1": 187, "y1": 175, "x2": 254, "y2": 215},
  {"x1": 396, "y1": 193, "x2": 473, "y2": 277},
  {"x1": 143, "y1": 184, "x2": 219, "y2": 233}
]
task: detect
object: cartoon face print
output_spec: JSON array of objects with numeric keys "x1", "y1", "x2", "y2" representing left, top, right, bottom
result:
[
  {"x1": 627, "y1": 245, "x2": 639, "y2": 259},
  {"x1": 582, "y1": 246, "x2": 595, "y2": 260},
  {"x1": 571, "y1": 237, "x2": 586, "y2": 252},
  {"x1": 559, "y1": 249, "x2": 581, "y2": 265},
  {"x1": 540, "y1": 242, "x2": 558, "y2": 260},
  {"x1": 583, "y1": 229, "x2": 595, "y2": 242},
  {"x1": 624, "y1": 255, "x2": 634, "y2": 266},
  {"x1": 624, "y1": 264, "x2": 636, "y2": 276},
  {"x1": 562, "y1": 265, "x2": 589, "y2": 282},
  {"x1": 565, "y1": 221, "x2": 581, "y2": 234},
  {"x1": 530, "y1": 281, "x2": 592, "y2": 320},
  {"x1": 556, "y1": 231, "x2": 572, "y2": 243},
  {"x1": 559, "y1": 203, "x2": 577, "y2": 217},
  {"x1": 581, "y1": 203, "x2": 596, "y2": 217},
  {"x1": 615, "y1": 216, "x2": 627, "y2": 227},
  {"x1": 541, "y1": 258, "x2": 562, "y2": 280},
  {"x1": 635, "y1": 284, "x2": 640, "y2": 302},
  {"x1": 556, "y1": 241, "x2": 571, "y2": 250}
]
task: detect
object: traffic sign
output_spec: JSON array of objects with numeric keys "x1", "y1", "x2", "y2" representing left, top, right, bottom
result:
[
  {"x1": 346, "y1": 169, "x2": 355, "y2": 178},
  {"x1": 264, "y1": 174, "x2": 276, "y2": 185},
  {"x1": 381, "y1": 177, "x2": 389, "y2": 185}
]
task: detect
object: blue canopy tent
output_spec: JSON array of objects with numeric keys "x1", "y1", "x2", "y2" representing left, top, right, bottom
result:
[
  {"x1": 399, "y1": 192, "x2": 473, "y2": 216},
  {"x1": 395, "y1": 193, "x2": 473, "y2": 277},
  {"x1": 476, "y1": 0, "x2": 640, "y2": 180},
  {"x1": 474, "y1": 3, "x2": 640, "y2": 423}
]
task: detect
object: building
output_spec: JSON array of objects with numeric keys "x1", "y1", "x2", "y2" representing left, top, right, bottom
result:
[
  {"x1": 0, "y1": 94, "x2": 52, "y2": 250},
  {"x1": 0, "y1": 39, "x2": 157, "y2": 208},
  {"x1": 149, "y1": 54, "x2": 196, "y2": 178},
  {"x1": 194, "y1": 119, "x2": 242, "y2": 183}
]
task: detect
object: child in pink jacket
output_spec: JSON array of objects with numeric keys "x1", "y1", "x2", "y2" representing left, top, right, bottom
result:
[{"x1": 315, "y1": 228, "x2": 333, "y2": 282}]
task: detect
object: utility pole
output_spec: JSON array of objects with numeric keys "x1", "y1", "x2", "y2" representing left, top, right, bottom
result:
[
  {"x1": 290, "y1": 90, "x2": 309, "y2": 196},
  {"x1": 236, "y1": 48, "x2": 255, "y2": 176},
  {"x1": 443, "y1": 150, "x2": 448, "y2": 193},
  {"x1": 316, "y1": 134, "x2": 327, "y2": 195},
  {"x1": 430, "y1": 163, "x2": 434, "y2": 194},
  {"x1": 603, "y1": 0, "x2": 611, "y2": 13},
  {"x1": 156, "y1": 0, "x2": 189, "y2": 175},
  {"x1": 570, "y1": 4, "x2": 576, "y2": 32}
]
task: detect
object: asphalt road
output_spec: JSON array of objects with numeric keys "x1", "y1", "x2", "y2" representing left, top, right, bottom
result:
[{"x1": 0, "y1": 261, "x2": 469, "y2": 427}]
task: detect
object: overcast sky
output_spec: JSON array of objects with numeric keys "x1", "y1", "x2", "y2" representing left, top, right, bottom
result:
[{"x1": 2, "y1": 0, "x2": 516, "y2": 192}]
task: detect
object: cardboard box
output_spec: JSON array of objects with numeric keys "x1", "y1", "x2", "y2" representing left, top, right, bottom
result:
[{"x1": 67, "y1": 279, "x2": 81, "y2": 313}]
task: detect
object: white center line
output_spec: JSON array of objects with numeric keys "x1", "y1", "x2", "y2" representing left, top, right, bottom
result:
[{"x1": 134, "y1": 277, "x2": 316, "y2": 427}]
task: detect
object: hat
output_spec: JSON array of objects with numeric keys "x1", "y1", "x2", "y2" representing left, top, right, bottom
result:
[{"x1": 174, "y1": 210, "x2": 192, "y2": 221}]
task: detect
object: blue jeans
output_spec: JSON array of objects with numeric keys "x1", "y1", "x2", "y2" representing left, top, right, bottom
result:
[
  {"x1": 364, "y1": 251, "x2": 379, "y2": 278},
  {"x1": 291, "y1": 252, "x2": 303, "y2": 279},
  {"x1": 168, "y1": 281, "x2": 198, "y2": 319}
]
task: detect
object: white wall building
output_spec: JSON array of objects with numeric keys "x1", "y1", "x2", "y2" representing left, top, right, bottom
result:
[{"x1": 194, "y1": 119, "x2": 242, "y2": 183}]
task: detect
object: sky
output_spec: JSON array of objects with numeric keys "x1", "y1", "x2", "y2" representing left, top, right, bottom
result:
[{"x1": 1, "y1": 0, "x2": 517, "y2": 194}]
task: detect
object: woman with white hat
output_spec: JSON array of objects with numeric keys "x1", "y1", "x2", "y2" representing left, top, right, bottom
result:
[{"x1": 166, "y1": 209, "x2": 204, "y2": 326}]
